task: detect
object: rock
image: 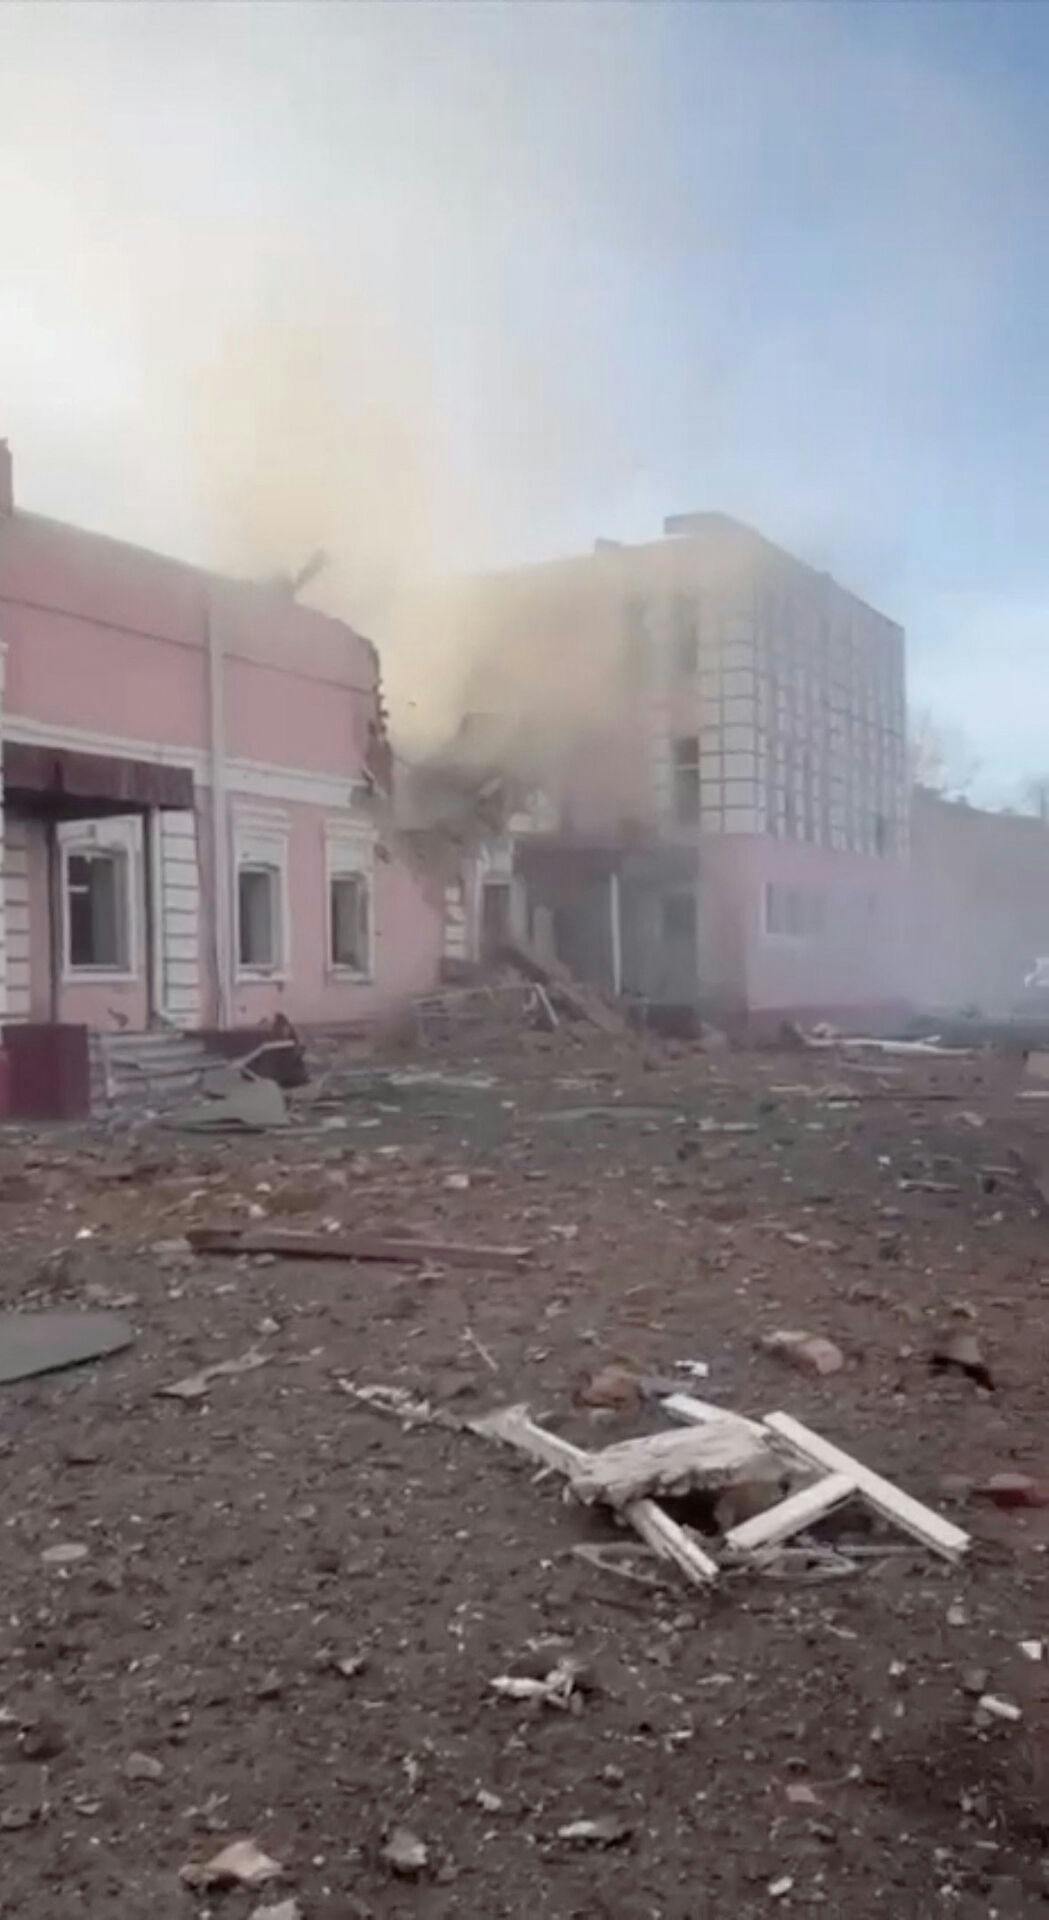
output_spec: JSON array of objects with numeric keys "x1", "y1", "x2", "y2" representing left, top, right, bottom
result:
[
  {"x1": 572, "y1": 1364, "x2": 643, "y2": 1413},
  {"x1": 381, "y1": 1826, "x2": 429, "y2": 1877},
  {"x1": 974, "y1": 1472, "x2": 1049, "y2": 1509},
  {"x1": 41, "y1": 1542, "x2": 88, "y2": 1567},
  {"x1": 256, "y1": 1669, "x2": 283, "y2": 1699},
  {"x1": 760, "y1": 1330, "x2": 844, "y2": 1377},
  {"x1": 557, "y1": 1815, "x2": 632, "y2": 1847},
  {"x1": 19, "y1": 1719, "x2": 65, "y2": 1762},
  {"x1": 180, "y1": 1839, "x2": 284, "y2": 1891},
  {"x1": 125, "y1": 1751, "x2": 165, "y2": 1782},
  {"x1": 251, "y1": 1904, "x2": 303, "y2": 1920},
  {"x1": 929, "y1": 1329, "x2": 994, "y2": 1391}
]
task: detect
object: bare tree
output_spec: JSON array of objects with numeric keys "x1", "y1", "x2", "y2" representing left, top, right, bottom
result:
[{"x1": 909, "y1": 708, "x2": 980, "y2": 798}]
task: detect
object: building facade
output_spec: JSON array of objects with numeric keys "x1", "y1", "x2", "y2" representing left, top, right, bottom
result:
[
  {"x1": 0, "y1": 443, "x2": 443, "y2": 1035},
  {"x1": 456, "y1": 513, "x2": 909, "y2": 1027}
]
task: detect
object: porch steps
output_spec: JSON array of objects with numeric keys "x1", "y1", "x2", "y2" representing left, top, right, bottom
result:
[{"x1": 91, "y1": 1028, "x2": 215, "y2": 1109}]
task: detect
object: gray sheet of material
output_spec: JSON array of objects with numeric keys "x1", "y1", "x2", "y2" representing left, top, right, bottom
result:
[{"x1": 0, "y1": 1311, "x2": 134, "y2": 1385}]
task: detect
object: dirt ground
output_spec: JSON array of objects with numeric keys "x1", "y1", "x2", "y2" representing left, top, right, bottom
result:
[{"x1": 3, "y1": 1029, "x2": 1049, "y2": 1917}]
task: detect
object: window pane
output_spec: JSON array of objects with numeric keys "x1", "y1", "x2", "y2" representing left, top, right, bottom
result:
[
  {"x1": 239, "y1": 867, "x2": 278, "y2": 967},
  {"x1": 68, "y1": 851, "x2": 124, "y2": 968},
  {"x1": 331, "y1": 875, "x2": 369, "y2": 969}
]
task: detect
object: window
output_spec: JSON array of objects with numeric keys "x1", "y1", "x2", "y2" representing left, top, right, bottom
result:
[
  {"x1": 67, "y1": 849, "x2": 129, "y2": 970},
  {"x1": 764, "y1": 883, "x2": 826, "y2": 939},
  {"x1": 330, "y1": 873, "x2": 370, "y2": 971},
  {"x1": 234, "y1": 808, "x2": 290, "y2": 979},
  {"x1": 672, "y1": 735, "x2": 701, "y2": 825},
  {"x1": 238, "y1": 865, "x2": 281, "y2": 969},
  {"x1": 325, "y1": 822, "x2": 376, "y2": 978},
  {"x1": 671, "y1": 594, "x2": 700, "y2": 677}
]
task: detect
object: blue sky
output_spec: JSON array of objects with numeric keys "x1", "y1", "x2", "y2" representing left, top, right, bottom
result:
[{"x1": 1, "y1": 0, "x2": 1048, "y2": 784}]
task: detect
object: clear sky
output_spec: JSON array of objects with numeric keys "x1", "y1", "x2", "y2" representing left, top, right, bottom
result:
[{"x1": 2, "y1": 0, "x2": 1048, "y2": 787}]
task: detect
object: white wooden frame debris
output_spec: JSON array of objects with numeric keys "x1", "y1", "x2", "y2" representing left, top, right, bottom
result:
[
  {"x1": 669, "y1": 1402, "x2": 970, "y2": 1565},
  {"x1": 471, "y1": 1399, "x2": 969, "y2": 1590},
  {"x1": 470, "y1": 1403, "x2": 720, "y2": 1585}
]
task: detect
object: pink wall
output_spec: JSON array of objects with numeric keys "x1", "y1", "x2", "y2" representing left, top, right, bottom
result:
[
  {"x1": 0, "y1": 494, "x2": 443, "y2": 1033},
  {"x1": 703, "y1": 835, "x2": 907, "y2": 1017}
]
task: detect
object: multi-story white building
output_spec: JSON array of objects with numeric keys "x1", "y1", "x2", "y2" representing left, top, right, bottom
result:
[{"x1": 448, "y1": 512, "x2": 909, "y2": 1028}]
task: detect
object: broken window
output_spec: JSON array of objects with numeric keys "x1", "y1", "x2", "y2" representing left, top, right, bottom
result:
[
  {"x1": 66, "y1": 849, "x2": 129, "y2": 970},
  {"x1": 330, "y1": 873, "x2": 370, "y2": 972},
  {"x1": 238, "y1": 865, "x2": 281, "y2": 970},
  {"x1": 672, "y1": 736, "x2": 701, "y2": 825}
]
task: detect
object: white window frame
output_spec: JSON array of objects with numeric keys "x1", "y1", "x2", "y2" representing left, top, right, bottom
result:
[
  {"x1": 325, "y1": 821, "x2": 375, "y2": 981},
  {"x1": 233, "y1": 808, "x2": 290, "y2": 982},
  {"x1": 59, "y1": 817, "x2": 140, "y2": 983}
]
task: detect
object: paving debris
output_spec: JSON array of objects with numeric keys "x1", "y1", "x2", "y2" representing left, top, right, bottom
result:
[
  {"x1": 158, "y1": 1348, "x2": 268, "y2": 1400},
  {"x1": 180, "y1": 1838, "x2": 284, "y2": 1890},
  {"x1": 0, "y1": 1309, "x2": 134, "y2": 1385},
  {"x1": 760, "y1": 1330, "x2": 845, "y2": 1377}
]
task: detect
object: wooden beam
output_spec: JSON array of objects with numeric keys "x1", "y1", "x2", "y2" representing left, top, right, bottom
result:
[
  {"x1": 188, "y1": 1227, "x2": 531, "y2": 1273},
  {"x1": 725, "y1": 1470, "x2": 855, "y2": 1554},
  {"x1": 763, "y1": 1412, "x2": 970, "y2": 1560}
]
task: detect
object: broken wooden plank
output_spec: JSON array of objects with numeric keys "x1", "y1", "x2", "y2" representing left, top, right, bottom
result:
[
  {"x1": 187, "y1": 1227, "x2": 531, "y2": 1273},
  {"x1": 763, "y1": 1411, "x2": 970, "y2": 1560},
  {"x1": 470, "y1": 1402, "x2": 587, "y2": 1470},
  {"x1": 627, "y1": 1500, "x2": 720, "y2": 1585},
  {"x1": 659, "y1": 1391, "x2": 769, "y2": 1438},
  {"x1": 725, "y1": 1470, "x2": 855, "y2": 1555},
  {"x1": 471, "y1": 1403, "x2": 719, "y2": 1585},
  {"x1": 569, "y1": 1422, "x2": 774, "y2": 1511}
]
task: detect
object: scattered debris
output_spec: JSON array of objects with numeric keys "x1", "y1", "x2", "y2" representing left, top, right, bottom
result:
[
  {"x1": 180, "y1": 1838, "x2": 284, "y2": 1890},
  {"x1": 158, "y1": 1349, "x2": 268, "y2": 1400},
  {"x1": 760, "y1": 1330, "x2": 845, "y2": 1377},
  {"x1": 569, "y1": 1421, "x2": 779, "y2": 1511},
  {"x1": 1020, "y1": 1639, "x2": 1045, "y2": 1661},
  {"x1": 189, "y1": 1226, "x2": 531, "y2": 1273},
  {"x1": 41, "y1": 1542, "x2": 88, "y2": 1567},
  {"x1": 977, "y1": 1694, "x2": 1022, "y2": 1724},
  {"x1": 381, "y1": 1826, "x2": 429, "y2": 1877},
  {"x1": 502, "y1": 938, "x2": 627, "y2": 1035},
  {"x1": 974, "y1": 1471, "x2": 1049, "y2": 1509},
  {"x1": 557, "y1": 1816, "x2": 632, "y2": 1847},
  {"x1": 929, "y1": 1329, "x2": 994, "y2": 1391},
  {"x1": 250, "y1": 1903, "x2": 302, "y2": 1920},
  {"x1": 800, "y1": 1031, "x2": 974, "y2": 1058},
  {"x1": 124, "y1": 1751, "x2": 165, "y2": 1781},
  {"x1": 490, "y1": 1657, "x2": 580, "y2": 1709},
  {"x1": 0, "y1": 1309, "x2": 134, "y2": 1386},
  {"x1": 768, "y1": 1876, "x2": 795, "y2": 1899}
]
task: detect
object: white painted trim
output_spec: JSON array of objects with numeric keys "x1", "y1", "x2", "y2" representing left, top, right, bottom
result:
[{"x1": 3, "y1": 712, "x2": 366, "y2": 811}]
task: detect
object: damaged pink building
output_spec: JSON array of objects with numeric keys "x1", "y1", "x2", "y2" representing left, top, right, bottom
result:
[{"x1": 0, "y1": 442, "x2": 443, "y2": 1049}]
